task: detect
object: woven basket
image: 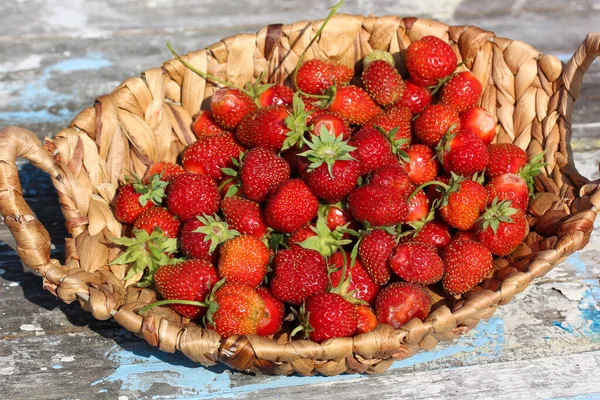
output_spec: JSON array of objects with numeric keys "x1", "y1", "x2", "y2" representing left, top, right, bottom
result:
[{"x1": 1, "y1": 14, "x2": 599, "y2": 376}]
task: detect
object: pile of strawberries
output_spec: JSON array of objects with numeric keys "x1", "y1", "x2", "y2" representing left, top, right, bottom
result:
[{"x1": 110, "y1": 30, "x2": 543, "y2": 343}]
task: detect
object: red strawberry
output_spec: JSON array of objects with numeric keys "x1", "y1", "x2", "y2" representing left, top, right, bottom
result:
[
  {"x1": 362, "y1": 59, "x2": 405, "y2": 106},
  {"x1": 404, "y1": 144, "x2": 438, "y2": 186},
  {"x1": 452, "y1": 230, "x2": 479, "y2": 243},
  {"x1": 142, "y1": 162, "x2": 185, "y2": 184},
  {"x1": 328, "y1": 85, "x2": 382, "y2": 125},
  {"x1": 441, "y1": 71, "x2": 482, "y2": 113},
  {"x1": 437, "y1": 129, "x2": 489, "y2": 176},
  {"x1": 355, "y1": 305, "x2": 378, "y2": 334},
  {"x1": 240, "y1": 147, "x2": 290, "y2": 202},
  {"x1": 180, "y1": 214, "x2": 238, "y2": 262},
  {"x1": 181, "y1": 133, "x2": 245, "y2": 182},
  {"x1": 358, "y1": 229, "x2": 395, "y2": 285},
  {"x1": 166, "y1": 173, "x2": 220, "y2": 221},
  {"x1": 256, "y1": 286, "x2": 285, "y2": 336},
  {"x1": 460, "y1": 107, "x2": 496, "y2": 145},
  {"x1": 486, "y1": 143, "x2": 528, "y2": 181},
  {"x1": 236, "y1": 105, "x2": 290, "y2": 151},
  {"x1": 287, "y1": 224, "x2": 317, "y2": 247},
  {"x1": 270, "y1": 246, "x2": 328, "y2": 305},
  {"x1": 369, "y1": 164, "x2": 414, "y2": 197},
  {"x1": 347, "y1": 183, "x2": 408, "y2": 227},
  {"x1": 221, "y1": 196, "x2": 267, "y2": 238},
  {"x1": 298, "y1": 130, "x2": 360, "y2": 203},
  {"x1": 133, "y1": 206, "x2": 181, "y2": 238},
  {"x1": 437, "y1": 177, "x2": 488, "y2": 230},
  {"x1": 406, "y1": 36, "x2": 457, "y2": 87},
  {"x1": 329, "y1": 252, "x2": 380, "y2": 305},
  {"x1": 414, "y1": 104, "x2": 460, "y2": 148},
  {"x1": 191, "y1": 110, "x2": 227, "y2": 138},
  {"x1": 406, "y1": 189, "x2": 430, "y2": 222},
  {"x1": 308, "y1": 110, "x2": 351, "y2": 140},
  {"x1": 154, "y1": 259, "x2": 219, "y2": 319},
  {"x1": 397, "y1": 80, "x2": 432, "y2": 114},
  {"x1": 210, "y1": 87, "x2": 257, "y2": 130},
  {"x1": 219, "y1": 235, "x2": 269, "y2": 288},
  {"x1": 207, "y1": 282, "x2": 265, "y2": 336},
  {"x1": 258, "y1": 84, "x2": 294, "y2": 107},
  {"x1": 376, "y1": 282, "x2": 431, "y2": 328},
  {"x1": 389, "y1": 242, "x2": 444, "y2": 285},
  {"x1": 325, "y1": 205, "x2": 357, "y2": 234},
  {"x1": 265, "y1": 179, "x2": 319, "y2": 233},
  {"x1": 298, "y1": 292, "x2": 357, "y2": 342},
  {"x1": 363, "y1": 104, "x2": 412, "y2": 150},
  {"x1": 443, "y1": 239, "x2": 493, "y2": 296},
  {"x1": 413, "y1": 219, "x2": 452, "y2": 252},
  {"x1": 486, "y1": 173, "x2": 530, "y2": 212},
  {"x1": 476, "y1": 199, "x2": 527, "y2": 256},
  {"x1": 296, "y1": 59, "x2": 354, "y2": 95},
  {"x1": 114, "y1": 184, "x2": 154, "y2": 224},
  {"x1": 349, "y1": 126, "x2": 398, "y2": 175}
]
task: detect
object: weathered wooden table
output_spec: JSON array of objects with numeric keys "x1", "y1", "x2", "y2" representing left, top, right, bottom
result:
[{"x1": 1, "y1": 0, "x2": 599, "y2": 399}]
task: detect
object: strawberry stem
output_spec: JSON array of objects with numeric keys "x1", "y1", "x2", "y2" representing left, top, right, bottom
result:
[
  {"x1": 291, "y1": 0, "x2": 345, "y2": 99},
  {"x1": 139, "y1": 299, "x2": 208, "y2": 314},
  {"x1": 408, "y1": 180, "x2": 450, "y2": 203},
  {"x1": 167, "y1": 42, "x2": 251, "y2": 95}
]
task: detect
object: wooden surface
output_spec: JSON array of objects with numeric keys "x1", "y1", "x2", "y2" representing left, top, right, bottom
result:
[{"x1": 1, "y1": 0, "x2": 600, "y2": 399}]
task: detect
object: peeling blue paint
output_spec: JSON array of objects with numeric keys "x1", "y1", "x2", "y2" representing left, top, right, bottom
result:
[{"x1": 45, "y1": 52, "x2": 111, "y2": 73}]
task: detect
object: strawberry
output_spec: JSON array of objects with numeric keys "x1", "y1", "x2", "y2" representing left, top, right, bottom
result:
[
  {"x1": 207, "y1": 281, "x2": 265, "y2": 336},
  {"x1": 414, "y1": 104, "x2": 460, "y2": 148},
  {"x1": 298, "y1": 129, "x2": 360, "y2": 203},
  {"x1": 210, "y1": 87, "x2": 257, "y2": 130},
  {"x1": 258, "y1": 84, "x2": 294, "y2": 107},
  {"x1": 355, "y1": 305, "x2": 378, "y2": 334},
  {"x1": 347, "y1": 183, "x2": 408, "y2": 227},
  {"x1": 397, "y1": 80, "x2": 432, "y2": 114},
  {"x1": 142, "y1": 162, "x2": 185, "y2": 184},
  {"x1": 180, "y1": 214, "x2": 238, "y2": 262},
  {"x1": 235, "y1": 105, "x2": 290, "y2": 151},
  {"x1": 219, "y1": 235, "x2": 269, "y2": 287},
  {"x1": 440, "y1": 71, "x2": 482, "y2": 113},
  {"x1": 358, "y1": 229, "x2": 395, "y2": 285},
  {"x1": 308, "y1": 110, "x2": 351, "y2": 140},
  {"x1": 154, "y1": 259, "x2": 219, "y2": 319},
  {"x1": 437, "y1": 129, "x2": 489, "y2": 177},
  {"x1": 296, "y1": 292, "x2": 357, "y2": 342},
  {"x1": 240, "y1": 147, "x2": 290, "y2": 202},
  {"x1": 403, "y1": 144, "x2": 438, "y2": 186},
  {"x1": 412, "y1": 219, "x2": 452, "y2": 252},
  {"x1": 406, "y1": 35, "x2": 457, "y2": 87},
  {"x1": 460, "y1": 107, "x2": 496, "y2": 145},
  {"x1": 375, "y1": 282, "x2": 431, "y2": 328},
  {"x1": 436, "y1": 177, "x2": 488, "y2": 230},
  {"x1": 406, "y1": 189, "x2": 430, "y2": 222},
  {"x1": 191, "y1": 110, "x2": 227, "y2": 138},
  {"x1": 133, "y1": 206, "x2": 181, "y2": 238},
  {"x1": 389, "y1": 242, "x2": 444, "y2": 285},
  {"x1": 442, "y1": 239, "x2": 493, "y2": 296},
  {"x1": 476, "y1": 198, "x2": 527, "y2": 256},
  {"x1": 296, "y1": 59, "x2": 354, "y2": 95},
  {"x1": 329, "y1": 252, "x2": 380, "y2": 305},
  {"x1": 369, "y1": 163, "x2": 414, "y2": 197},
  {"x1": 363, "y1": 104, "x2": 412, "y2": 150},
  {"x1": 265, "y1": 179, "x2": 319, "y2": 233},
  {"x1": 486, "y1": 143, "x2": 528, "y2": 181},
  {"x1": 220, "y1": 196, "x2": 267, "y2": 238},
  {"x1": 362, "y1": 59, "x2": 405, "y2": 106},
  {"x1": 327, "y1": 85, "x2": 382, "y2": 125},
  {"x1": 270, "y1": 246, "x2": 328, "y2": 305},
  {"x1": 256, "y1": 286, "x2": 285, "y2": 336},
  {"x1": 486, "y1": 173, "x2": 530, "y2": 212},
  {"x1": 181, "y1": 133, "x2": 245, "y2": 182},
  {"x1": 362, "y1": 49, "x2": 396, "y2": 67},
  {"x1": 114, "y1": 181, "x2": 160, "y2": 224},
  {"x1": 325, "y1": 205, "x2": 357, "y2": 234},
  {"x1": 166, "y1": 173, "x2": 220, "y2": 221},
  {"x1": 452, "y1": 230, "x2": 479, "y2": 243},
  {"x1": 349, "y1": 126, "x2": 398, "y2": 175},
  {"x1": 287, "y1": 224, "x2": 317, "y2": 247}
]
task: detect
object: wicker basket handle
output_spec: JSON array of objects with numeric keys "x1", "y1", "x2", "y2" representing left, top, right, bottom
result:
[
  {"x1": 0, "y1": 126, "x2": 65, "y2": 277},
  {"x1": 563, "y1": 32, "x2": 600, "y2": 208}
]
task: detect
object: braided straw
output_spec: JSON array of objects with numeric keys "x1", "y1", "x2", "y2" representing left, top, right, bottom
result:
[{"x1": 0, "y1": 15, "x2": 598, "y2": 376}]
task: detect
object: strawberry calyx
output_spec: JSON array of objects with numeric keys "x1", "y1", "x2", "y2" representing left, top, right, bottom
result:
[
  {"x1": 290, "y1": 301, "x2": 313, "y2": 339},
  {"x1": 296, "y1": 206, "x2": 355, "y2": 257},
  {"x1": 518, "y1": 151, "x2": 546, "y2": 196},
  {"x1": 409, "y1": 172, "x2": 463, "y2": 208},
  {"x1": 110, "y1": 228, "x2": 179, "y2": 287},
  {"x1": 374, "y1": 125, "x2": 410, "y2": 162},
  {"x1": 129, "y1": 172, "x2": 168, "y2": 207},
  {"x1": 219, "y1": 155, "x2": 243, "y2": 197},
  {"x1": 282, "y1": 93, "x2": 314, "y2": 150},
  {"x1": 476, "y1": 197, "x2": 517, "y2": 234},
  {"x1": 298, "y1": 124, "x2": 357, "y2": 178},
  {"x1": 427, "y1": 61, "x2": 465, "y2": 95},
  {"x1": 327, "y1": 252, "x2": 367, "y2": 305},
  {"x1": 192, "y1": 214, "x2": 240, "y2": 253},
  {"x1": 434, "y1": 123, "x2": 459, "y2": 164}
]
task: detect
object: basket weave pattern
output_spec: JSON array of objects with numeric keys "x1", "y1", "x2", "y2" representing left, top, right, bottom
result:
[{"x1": 1, "y1": 15, "x2": 599, "y2": 376}]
